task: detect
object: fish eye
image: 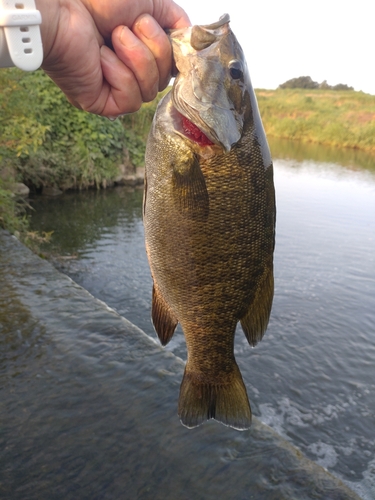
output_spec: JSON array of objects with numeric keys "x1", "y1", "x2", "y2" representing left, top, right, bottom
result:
[{"x1": 229, "y1": 60, "x2": 244, "y2": 80}]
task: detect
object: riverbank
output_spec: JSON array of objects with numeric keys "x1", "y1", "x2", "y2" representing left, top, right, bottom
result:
[{"x1": 257, "y1": 88, "x2": 375, "y2": 152}]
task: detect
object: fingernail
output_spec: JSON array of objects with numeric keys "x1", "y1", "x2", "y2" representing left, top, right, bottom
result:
[
  {"x1": 119, "y1": 26, "x2": 138, "y2": 48},
  {"x1": 136, "y1": 16, "x2": 161, "y2": 40}
]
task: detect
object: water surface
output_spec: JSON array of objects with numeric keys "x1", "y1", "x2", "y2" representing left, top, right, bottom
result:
[
  {"x1": 0, "y1": 229, "x2": 359, "y2": 500},
  {"x1": 28, "y1": 140, "x2": 375, "y2": 498}
]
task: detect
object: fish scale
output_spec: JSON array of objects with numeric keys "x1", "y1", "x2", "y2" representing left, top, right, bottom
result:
[{"x1": 144, "y1": 14, "x2": 275, "y2": 430}]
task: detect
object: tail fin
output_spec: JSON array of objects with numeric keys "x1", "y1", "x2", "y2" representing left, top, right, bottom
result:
[{"x1": 178, "y1": 364, "x2": 252, "y2": 430}]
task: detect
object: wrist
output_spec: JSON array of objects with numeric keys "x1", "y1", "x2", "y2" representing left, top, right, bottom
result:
[{"x1": 35, "y1": 0, "x2": 60, "y2": 66}]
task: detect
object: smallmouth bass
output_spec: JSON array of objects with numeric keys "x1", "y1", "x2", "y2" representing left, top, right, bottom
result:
[{"x1": 143, "y1": 14, "x2": 276, "y2": 430}]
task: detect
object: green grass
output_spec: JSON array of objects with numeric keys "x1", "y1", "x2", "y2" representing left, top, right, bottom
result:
[{"x1": 256, "y1": 88, "x2": 375, "y2": 152}]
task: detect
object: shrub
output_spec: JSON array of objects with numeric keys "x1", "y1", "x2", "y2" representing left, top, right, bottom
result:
[{"x1": 1, "y1": 69, "x2": 127, "y2": 191}]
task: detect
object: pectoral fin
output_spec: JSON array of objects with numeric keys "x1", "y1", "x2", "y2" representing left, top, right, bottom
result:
[
  {"x1": 172, "y1": 152, "x2": 209, "y2": 220},
  {"x1": 151, "y1": 285, "x2": 178, "y2": 346},
  {"x1": 240, "y1": 267, "x2": 274, "y2": 347}
]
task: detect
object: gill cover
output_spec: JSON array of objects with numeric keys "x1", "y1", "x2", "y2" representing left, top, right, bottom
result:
[{"x1": 170, "y1": 14, "x2": 249, "y2": 152}]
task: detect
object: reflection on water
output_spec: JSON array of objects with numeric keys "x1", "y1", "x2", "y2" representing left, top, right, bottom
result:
[
  {"x1": 268, "y1": 136, "x2": 375, "y2": 174},
  {"x1": 24, "y1": 141, "x2": 375, "y2": 498}
]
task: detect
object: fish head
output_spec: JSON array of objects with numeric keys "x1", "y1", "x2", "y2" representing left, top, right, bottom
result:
[{"x1": 170, "y1": 14, "x2": 251, "y2": 152}]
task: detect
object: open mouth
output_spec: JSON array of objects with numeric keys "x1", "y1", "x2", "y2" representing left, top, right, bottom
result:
[{"x1": 178, "y1": 112, "x2": 214, "y2": 147}]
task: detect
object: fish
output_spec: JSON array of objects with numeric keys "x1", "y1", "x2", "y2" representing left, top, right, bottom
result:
[{"x1": 143, "y1": 14, "x2": 276, "y2": 430}]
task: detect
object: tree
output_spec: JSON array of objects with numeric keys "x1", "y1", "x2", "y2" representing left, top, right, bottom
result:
[
  {"x1": 279, "y1": 76, "x2": 319, "y2": 89},
  {"x1": 278, "y1": 76, "x2": 354, "y2": 91}
]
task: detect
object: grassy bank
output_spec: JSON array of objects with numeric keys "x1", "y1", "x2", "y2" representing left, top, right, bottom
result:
[{"x1": 256, "y1": 88, "x2": 375, "y2": 152}]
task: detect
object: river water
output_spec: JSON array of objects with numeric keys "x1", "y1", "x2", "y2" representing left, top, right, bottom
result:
[{"x1": 9, "y1": 139, "x2": 375, "y2": 498}]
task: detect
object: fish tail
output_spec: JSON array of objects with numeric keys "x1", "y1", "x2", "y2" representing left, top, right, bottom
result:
[{"x1": 178, "y1": 364, "x2": 252, "y2": 430}]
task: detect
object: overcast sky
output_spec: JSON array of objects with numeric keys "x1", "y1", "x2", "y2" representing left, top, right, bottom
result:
[{"x1": 176, "y1": 0, "x2": 374, "y2": 95}]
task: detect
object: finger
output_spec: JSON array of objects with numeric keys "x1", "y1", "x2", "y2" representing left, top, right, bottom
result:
[
  {"x1": 132, "y1": 14, "x2": 173, "y2": 91},
  {"x1": 87, "y1": 0, "x2": 190, "y2": 37},
  {"x1": 153, "y1": 0, "x2": 191, "y2": 30},
  {"x1": 94, "y1": 45, "x2": 143, "y2": 117},
  {"x1": 111, "y1": 25, "x2": 159, "y2": 102}
]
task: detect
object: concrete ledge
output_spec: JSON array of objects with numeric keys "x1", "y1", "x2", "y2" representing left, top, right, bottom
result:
[{"x1": 0, "y1": 230, "x2": 361, "y2": 500}]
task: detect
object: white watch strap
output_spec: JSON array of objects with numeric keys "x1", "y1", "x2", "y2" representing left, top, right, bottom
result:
[{"x1": 0, "y1": 0, "x2": 43, "y2": 71}]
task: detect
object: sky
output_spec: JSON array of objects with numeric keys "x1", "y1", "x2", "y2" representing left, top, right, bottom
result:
[{"x1": 176, "y1": 0, "x2": 375, "y2": 95}]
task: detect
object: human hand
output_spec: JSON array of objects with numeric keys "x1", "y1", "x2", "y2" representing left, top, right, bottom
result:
[{"x1": 35, "y1": 0, "x2": 190, "y2": 117}]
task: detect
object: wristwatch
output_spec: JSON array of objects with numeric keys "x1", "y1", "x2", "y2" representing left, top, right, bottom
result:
[{"x1": 0, "y1": 0, "x2": 43, "y2": 71}]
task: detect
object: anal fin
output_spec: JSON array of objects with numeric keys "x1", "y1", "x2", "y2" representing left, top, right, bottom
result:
[{"x1": 151, "y1": 285, "x2": 178, "y2": 346}]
